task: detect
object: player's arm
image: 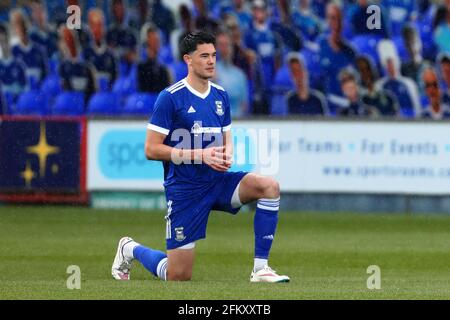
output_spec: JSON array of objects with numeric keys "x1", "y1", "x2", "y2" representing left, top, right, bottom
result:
[{"x1": 145, "y1": 129, "x2": 231, "y2": 171}]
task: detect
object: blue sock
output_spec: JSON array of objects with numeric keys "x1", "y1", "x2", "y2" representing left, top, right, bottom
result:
[
  {"x1": 254, "y1": 197, "x2": 279, "y2": 259},
  {"x1": 133, "y1": 245, "x2": 167, "y2": 279}
]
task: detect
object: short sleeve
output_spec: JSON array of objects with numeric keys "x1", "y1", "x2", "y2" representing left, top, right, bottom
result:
[
  {"x1": 147, "y1": 90, "x2": 174, "y2": 135},
  {"x1": 222, "y1": 91, "x2": 232, "y2": 132}
]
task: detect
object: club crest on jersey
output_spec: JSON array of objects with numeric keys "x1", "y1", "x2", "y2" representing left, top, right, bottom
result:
[
  {"x1": 191, "y1": 121, "x2": 202, "y2": 136},
  {"x1": 174, "y1": 227, "x2": 186, "y2": 241},
  {"x1": 215, "y1": 101, "x2": 224, "y2": 116}
]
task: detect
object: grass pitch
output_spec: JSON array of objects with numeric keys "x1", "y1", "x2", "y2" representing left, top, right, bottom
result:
[{"x1": 0, "y1": 205, "x2": 450, "y2": 299}]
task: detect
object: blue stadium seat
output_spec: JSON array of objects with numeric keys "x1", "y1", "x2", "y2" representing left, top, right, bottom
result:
[
  {"x1": 123, "y1": 92, "x2": 158, "y2": 115},
  {"x1": 112, "y1": 63, "x2": 137, "y2": 99},
  {"x1": 270, "y1": 89, "x2": 288, "y2": 116},
  {"x1": 350, "y1": 35, "x2": 383, "y2": 66},
  {"x1": 169, "y1": 61, "x2": 188, "y2": 82},
  {"x1": 273, "y1": 64, "x2": 294, "y2": 89},
  {"x1": 40, "y1": 59, "x2": 62, "y2": 107},
  {"x1": 52, "y1": 91, "x2": 85, "y2": 116},
  {"x1": 271, "y1": 64, "x2": 294, "y2": 115},
  {"x1": 300, "y1": 48, "x2": 321, "y2": 88},
  {"x1": 41, "y1": 74, "x2": 62, "y2": 97},
  {"x1": 14, "y1": 90, "x2": 50, "y2": 115},
  {"x1": 87, "y1": 92, "x2": 122, "y2": 115},
  {"x1": 393, "y1": 35, "x2": 408, "y2": 61},
  {"x1": 98, "y1": 76, "x2": 110, "y2": 92},
  {"x1": 2, "y1": 91, "x2": 16, "y2": 114},
  {"x1": 159, "y1": 43, "x2": 174, "y2": 65}
]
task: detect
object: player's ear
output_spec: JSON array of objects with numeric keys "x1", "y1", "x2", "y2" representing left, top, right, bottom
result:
[{"x1": 183, "y1": 53, "x2": 192, "y2": 67}]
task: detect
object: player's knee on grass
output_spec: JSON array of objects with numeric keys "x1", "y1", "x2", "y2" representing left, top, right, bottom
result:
[{"x1": 167, "y1": 268, "x2": 192, "y2": 281}]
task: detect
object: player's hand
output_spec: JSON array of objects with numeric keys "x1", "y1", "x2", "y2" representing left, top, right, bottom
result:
[{"x1": 202, "y1": 146, "x2": 233, "y2": 172}]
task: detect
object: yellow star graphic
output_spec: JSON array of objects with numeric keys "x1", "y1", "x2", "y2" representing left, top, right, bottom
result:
[
  {"x1": 26, "y1": 122, "x2": 60, "y2": 177},
  {"x1": 21, "y1": 161, "x2": 36, "y2": 188}
]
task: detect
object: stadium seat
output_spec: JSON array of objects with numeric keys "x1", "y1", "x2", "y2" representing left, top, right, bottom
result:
[
  {"x1": 123, "y1": 92, "x2": 158, "y2": 115},
  {"x1": 14, "y1": 90, "x2": 50, "y2": 115},
  {"x1": 159, "y1": 43, "x2": 174, "y2": 65},
  {"x1": 393, "y1": 36, "x2": 408, "y2": 61},
  {"x1": 169, "y1": 61, "x2": 188, "y2": 82},
  {"x1": 52, "y1": 91, "x2": 85, "y2": 116},
  {"x1": 41, "y1": 74, "x2": 62, "y2": 97},
  {"x1": 40, "y1": 59, "x2": 62, "y2": 107},
  {"x1": 87, "y1": 92, "x2": 122, "y2": 115},
  {"x1": 271, "y1": 64, "x2": 294, "y2": 116},
  {"x1": 273, "y1": 64, "x2": 294, "y2": 89},
  {"x1": 98, "y1": 76, "x2": 110, "y2": 92},
  {"x1": 112, "y1": 63, "x2": 137, "y2": 99},
  {"x1": 350, "y1": 35, "x2": 383, "y2": 67},
  {"x1": 270, "y1": 88, "x2": 288, "y2": 116},
  {"x1": 2, "y1": 91, "x2": 16, "y2": 114}
]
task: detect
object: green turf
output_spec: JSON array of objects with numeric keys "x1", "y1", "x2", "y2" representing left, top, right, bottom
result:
[{"x1": 0, "y1": 205, "x2": 450, "y2": 299}]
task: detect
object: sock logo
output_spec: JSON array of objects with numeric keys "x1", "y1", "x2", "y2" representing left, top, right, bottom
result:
[{"x1": 262, "y1": 235, "x2": 274, "y2": 240}]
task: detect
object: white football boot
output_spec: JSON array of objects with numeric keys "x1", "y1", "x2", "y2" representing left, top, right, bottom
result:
[
  {"x1": 111, "y1": 237, "x2": 134, "y2": 280},
  {"x1": 250, "y1": 265, "x2": 290, "y2": 283}
]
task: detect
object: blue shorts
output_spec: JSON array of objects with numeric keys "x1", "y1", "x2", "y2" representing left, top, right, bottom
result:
[{"x1": 164, "y1": 171, "x2": 248, "y2": 250}]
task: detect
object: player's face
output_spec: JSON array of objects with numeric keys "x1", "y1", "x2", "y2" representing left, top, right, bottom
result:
[
  {"x1": 441, "y1": 62, "x2": 450, "y2": 86},
  {"x1": 423, "y1": 70, "x2": 440, "y2": 100},
  {"x1": 189, "y1": 43, "x2": 216, "y2": 80}
]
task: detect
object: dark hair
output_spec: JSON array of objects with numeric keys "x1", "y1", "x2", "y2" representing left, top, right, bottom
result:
[
  {"x1": 0, "y1": 23, "x2": 8, "y2": 36},
  {"x1": 438, "y1": 52, "x2": 450, "y2": 65},
  {"x1": 179, "y1": 31, "x2": 216, "y2": 57}
]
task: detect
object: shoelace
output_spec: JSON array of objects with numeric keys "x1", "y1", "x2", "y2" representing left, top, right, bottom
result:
[
  {"x1": 119, "y1": 259, "x2": 131, "y2": 272},
  {"x1": 263, "y1": 266, "x2": 277, "y2": 274}
]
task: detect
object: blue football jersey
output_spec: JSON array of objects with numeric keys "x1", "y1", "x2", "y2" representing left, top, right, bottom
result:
[
  {"x1": 148, "y1": 79, "x2": 232, "y2": 189},
  {"x1": 12, "y1": 43, "x2": 47, "y2": 83},
  {"x1": 0, "y1": 57, "x2": 27, "y2": 98}
]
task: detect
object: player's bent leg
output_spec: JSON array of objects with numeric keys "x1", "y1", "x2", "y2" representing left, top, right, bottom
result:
[
  {"x1": 112, "y1": 237, "x2": 168, "y2": 281},
  {"x1": 167, "y1": 245, "x2": 195, "y2": 281},
  {"x1": 235, "y1": 173, "x2": 289, "y2": 283},
  {"x1": 238, "y1": 173, "x2": 280, "y2": 203}
]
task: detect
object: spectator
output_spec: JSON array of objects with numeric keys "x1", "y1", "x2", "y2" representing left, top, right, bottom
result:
[
  {"x1": 170, "y1": 4, "x2": 195, "y2": 62},
  {"x1": 0, "y1": 23, "x2": 27, "y2": 106},
  {"x1": 215, "y1": 30, "x2": 248, "y2": 118},
  {"x1": 438, "y1": 52, "x2": 450, "y2": 105},
  {"x1": 401, "y1": 24, "x2": 426, "y2": 83},
  {"x1": 337, "y1": 68, "x2": 376, "y2": 117},
  {"x1": 10, "y1": 9, "x2": 47, "y2": 84},
  {"x1": 66, "y1": 0, "x2": 92, "y2": 51},
  {"x1": 285, "y1": 53, "x2": 327, "y2": 116},
  {"x1": 270, "y1": 0, "x2": 302, "y2": 53},
  {"x1": 433, "y1": 0, "x2": 450, "y2": 54},
  {"x1": 420, "y1": 65, "x2": 450, "y2": 119},
  {"x1": 58, "y1": 26, "x2": 96, "y2": 105},
  {"x1": 83, "y1": 9, "x2": 117, "y2": 88},
  {"x1": 349, "y1": 0, "x2": 390, "y2": 38},
  {"x1": 433, "y1": 0, "x2": 449, "y2": 30},
  {"x1": 230, "y1": 0, "x2": 253, "y2": 32},
  {"x1": 106, "y1": 0, "x2": 138, "y2": 73},
  {"x1": 137, "y1": 24, "x2": 171, "y2": 93},
  {"x1": 291, "y1": 0, "x2": 322, "y2": 42},
  {"x1": 244, "y1": 0, "x2": 282, "y2": 94},
  {"x1": 29, "y1": 0, "x2": 58, "y2": 59},
  {"x1": 150, "y1": 0, "x2": 175, "y2": 45},
  {"x1": 193, "y1": 0, "x2": 220, "y2": 34},
  {"x1": 356, "y1": 55, "x2": 399, "y2": 116},
  {"x1": 318, "y1": 3, "x2": 356, "y2": 98},
  {"x1": 376, "y1": 53, "x2": 422, "y2": 117},
  {"x1": 381, "y1": 0, "x2": 417, "y2": 36}
]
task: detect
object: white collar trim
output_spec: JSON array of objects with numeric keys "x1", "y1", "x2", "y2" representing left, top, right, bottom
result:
[{"x1": 182, "y1": 78, "x2": 211, "y2": 99}]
